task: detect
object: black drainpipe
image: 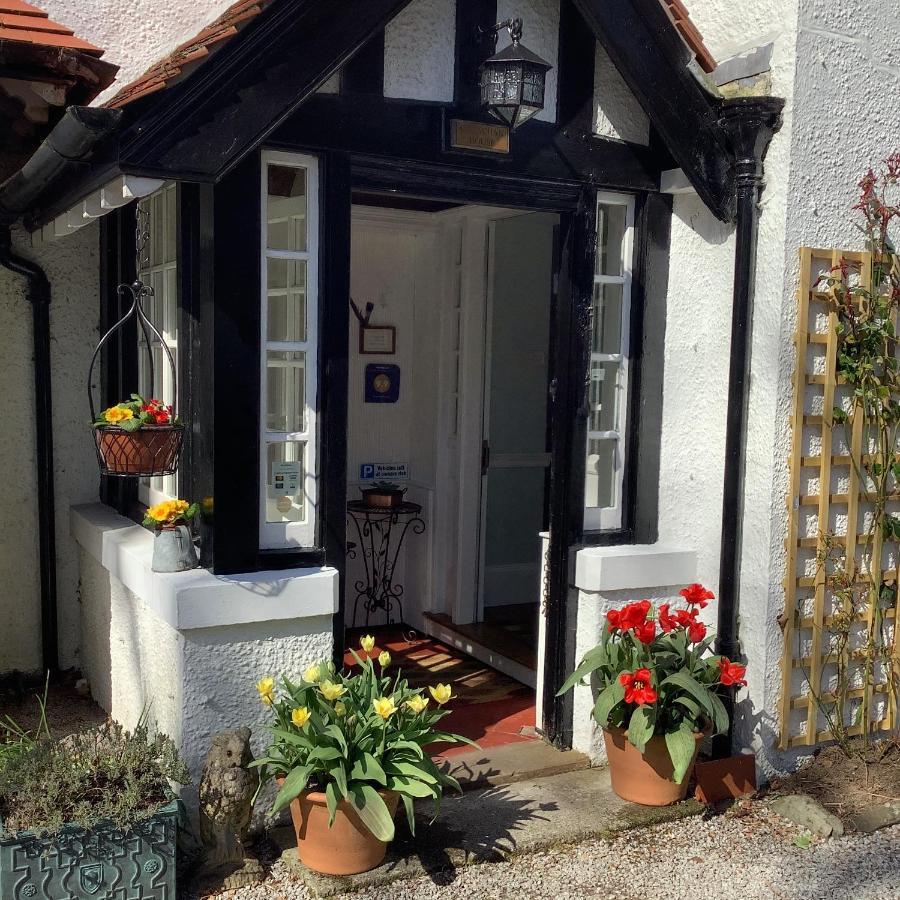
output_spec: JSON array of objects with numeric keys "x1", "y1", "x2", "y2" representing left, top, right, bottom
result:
[
  {"x1": 713, "y1": 96, "x2": 785, "y2": 757},
  {"x1": 0, "y1": 105, "x2": 121, "y2": 674}
]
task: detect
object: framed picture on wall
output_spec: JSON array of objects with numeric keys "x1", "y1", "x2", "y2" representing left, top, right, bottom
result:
[{"x1": 359, "y1": 324, "x2": 396, "y2": 355}]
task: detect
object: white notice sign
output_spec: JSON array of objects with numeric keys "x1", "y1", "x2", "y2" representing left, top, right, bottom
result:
[{"x1": 272, "y1": 461, "x2": 301, "y2": 496}]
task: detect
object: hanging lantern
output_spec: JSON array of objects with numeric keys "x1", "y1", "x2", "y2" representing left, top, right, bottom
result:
[{"x1": 479, "y1": 18, "x2": 552, "y2": 130}]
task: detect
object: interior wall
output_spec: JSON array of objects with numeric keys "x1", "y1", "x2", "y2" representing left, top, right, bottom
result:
[{"x1": 346, "y1": 209, "x2": 441, "y2": 630}]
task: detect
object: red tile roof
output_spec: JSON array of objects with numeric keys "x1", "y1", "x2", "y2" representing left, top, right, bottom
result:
[
  {"x1": 104, "y1": 0, "x2": 274, "y2": 109},
  {"x1": 0, "y1": 0, "x2": 105, "y2": 57},
  {"x1": 661, "y1": 0, "x2": 717, "y2": 73},
  {"x1": 105, "y1": 0, "x2": 716, "y2": 110}
]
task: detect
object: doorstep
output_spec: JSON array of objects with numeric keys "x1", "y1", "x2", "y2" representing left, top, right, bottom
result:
[{"x1": 273, "y1": 766, "x2": 703, "y2": 898}]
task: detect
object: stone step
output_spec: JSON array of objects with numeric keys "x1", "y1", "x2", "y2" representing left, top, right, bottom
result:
[{"x1": 276, "y1": 766, "x2": 703, "y2": 897}]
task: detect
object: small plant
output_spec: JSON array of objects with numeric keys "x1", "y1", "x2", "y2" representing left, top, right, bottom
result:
[
  {"x1": 92, "y1": 393, "x2": 179, "y2": 431},
  {"x1": 369, "y1": 481, "x2": 402, "y2": 493},
  {"x1": 0, "y1": 717, "x2": 190, "y2": 836},
  {"x1": 253, "y1": 636, "x2": 474, "y2": 841},
  {"x1": 559, "y1": 584, "x2": 747, "y2": 784},
  {"x1": 142, "y1": 498, "x2": 199, "y2": 531},
  {"x1": 0, "y1": 676, "x2": 50, "y2": 767}
]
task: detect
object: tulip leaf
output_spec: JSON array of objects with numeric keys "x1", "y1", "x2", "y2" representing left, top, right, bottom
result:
[
  {"x1": 325, "y1": 781, "x2": 340, "y2": 827},
  {"x1": 350, "y1": 783, "x2": 395, "y2": 842},
  {"x1": 665, "y1": 725, "x2": 698, "y2": 784},
  {"x1": 268, "y1": 727, "x2": 313, "y2": 749},
  {"x1": 592, "y1": 679, "x2": 626, "y2": 727},
  {"x1": 273, "y1": 764, "x2": 313, "y2": 812},
  {"x1": 660, "y1": 671, "x2": 716, "y2": 721},
  {"x1": 557, "y1": 644, "x2": 606, "y2": 695},
  {"x1": 332, "y1": 761, "x2": 349, "y2": 799},
  {"x1": 350, "y1": 751, "x2": 387, "y2": 785},
  {"x1": 401, "y1": 793, "x2": 417, "y2": 836},
  {"x1": 626, "y1": 705, "x2": 656, "y2": 754},
  {"x1": 385, "y1": 760, "x2": 438, "y2": 784},
  {"x1": 707, "y1": 689, "x2": 730, "y2": 735},
  {"x1": 386, "y1": 774, "x2": 435, "y2": 798}
]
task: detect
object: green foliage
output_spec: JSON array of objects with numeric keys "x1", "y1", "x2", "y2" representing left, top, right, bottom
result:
[
  {"x1": 0, "y1": 676, "x2": 50, "y2": 767},
  {"x1": 91, "y1": 393, "x2": 180, "y2": 430},
  {"x1": 0, "y1": 718, "x2": 190, "y2": 836},
  {"x1": 254, "y1": 648, "x2": 476, "y2": 841}
]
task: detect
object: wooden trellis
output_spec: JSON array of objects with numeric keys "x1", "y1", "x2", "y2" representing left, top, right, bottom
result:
[{"x1": 779, "y1": 247, "x2": 900, "y2": 749}]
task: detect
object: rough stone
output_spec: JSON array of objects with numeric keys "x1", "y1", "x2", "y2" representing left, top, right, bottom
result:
[
  {"x1": 770, "y1": 793, "x2": 845, "y2": 838},
  {"x1": 851, "y1": 801, "x2": 900, "y2": 834}
]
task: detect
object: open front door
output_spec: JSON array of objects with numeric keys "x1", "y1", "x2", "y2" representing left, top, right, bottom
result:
[{"x1": 477, "y1": 214, "x2": 555, "y2": 622}]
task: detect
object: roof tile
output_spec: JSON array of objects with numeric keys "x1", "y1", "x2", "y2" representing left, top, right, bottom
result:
[
  {"x1": 661, "y1": 0, "x2": 716, "y2": 73},
  {"x1": 0, "y1": 0, "x2": 104, "y2": 56}
]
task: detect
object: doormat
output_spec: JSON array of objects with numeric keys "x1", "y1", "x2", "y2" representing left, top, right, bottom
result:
[{"x1": 344, "y1": 628, "x2": 536, "y2": 753}]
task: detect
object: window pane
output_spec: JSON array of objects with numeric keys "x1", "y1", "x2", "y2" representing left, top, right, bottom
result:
[
  {"x1": 151, "y1": 192, "x2": 164, "y2": 267},
  {"x1": 266, "y1": 350, "x2": 306, "y2": 432},
  {"x1": 165, "y1": 188, "x2": 177, "y2": 263},
  {"x1": 267, "y1": 258, "x2": 307, "y2": 341},
  {"x1": 588, "y1": 361, "x2": 620, "y2": 432},
  {"x1": 585, "y1": 438, "x2": 617, "y2": 508},
  {"x1": 265, "y1": 441, "x2": 307, "y2": 523},
  {"x1": 165, "y1": 267, "x2": 178, "y2": 340},
  {"x1": 596, "y1": 203, "x2": 627, "y2": 276},
  {"x1": 592, "y1": 283, "x2": 623, "y2": 355},
  {"x1": 267, "y1": 164, "x2": 307, "y2": 252}
]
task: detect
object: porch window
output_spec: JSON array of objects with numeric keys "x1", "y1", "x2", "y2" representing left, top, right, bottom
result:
[
  {"x1": 260, "y1": 151, "x2": 319, "y2": 548},
  {"x1": 584, "y1": 192, "x2": 634, "y2": 531},
  {"x1": 137, "y1": 184, "x2": 178, "y2": 505}
]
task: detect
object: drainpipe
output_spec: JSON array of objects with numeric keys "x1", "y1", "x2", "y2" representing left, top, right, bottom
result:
[
  {"x1": 714, "y1": 96, "x2": 784, "y2": 757},
  {"x1": 0, "y1": 105, "x2": 121, "y2": 674}
]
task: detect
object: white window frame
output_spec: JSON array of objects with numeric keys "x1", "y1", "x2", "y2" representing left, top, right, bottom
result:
[
  {"x1": 137, "y1": 183, "x2": 178, "y2": 507},
  {"x1": 260, "y1": 150, "x2": 319, "y2": 549},
  {"x1": 585, "y1": 192, "x2": 634, "y2": 531}
]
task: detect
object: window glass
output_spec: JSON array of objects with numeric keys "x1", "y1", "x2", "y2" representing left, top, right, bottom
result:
[
  {"x1": 266, "y1": 257, "x2": 307, "y2": 342},
  {"x1": 266, "y1": 350, "x2": 306, "y2": 433},
  {"x1": 596, "y1": 203, "x2": 626, "y2": 277},
  {"x1": 267, "y1": 165, "x2": 307, "y2": 252},
  {"x1": 265, "y1": 441, "x2": 307, "y2": 523},
  {"x1": 585, "y1": 439, "x2": 617, "y2": 508},
  {"x1": 592, "y1": 282, "x2": 623, "y2": 356}
]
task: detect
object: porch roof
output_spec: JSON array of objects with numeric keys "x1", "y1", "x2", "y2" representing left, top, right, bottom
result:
[{"x1": 0, "y1": 0, "x2": 104, "y2": 56}]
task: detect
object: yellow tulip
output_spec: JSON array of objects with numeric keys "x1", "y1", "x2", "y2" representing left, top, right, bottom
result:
[
  {"x1": 304, "y1": 664, "x2": 321, "y2": 684},
  {"x1": 378, "y1": 650, "x2": 391, "y2": 668},
  {"x1": 372, "y1": 696, "x2": 398, "y2": 720},
  {"x1": 319, "y1": 680, "x2": 346, "y2": 702},
  {"x1": 360, "y1": 634, "x2": 376, "y2": 653},
  {"x1": 406, "y1": 694, "x2": 429, "y2": 714},
  {"x1": 256, "y1": 677, "x2": 276, "y2": 706},
  {"x1": 429, "y1": 683, "x2": 453, "y2": 706},
  {"x1": 334, "y1": 701, "x2": 347, "y2": 718},
  {"x1": 292, "y1": 706, "x2": 311, "y2": 728}
]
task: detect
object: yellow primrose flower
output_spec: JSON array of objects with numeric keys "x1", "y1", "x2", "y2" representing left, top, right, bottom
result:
[
  {"x1": 406, "y1": 694, "x2": 429, "y2": 714},
  {"x1": 360, "y1": 634, "x2": 376, "y2": 653},
  {"x1": 429, "y1": 683, "x2": 453, "y2": 706},
  {"x1": 319, "y1": 680, "x2": 346, "y2": 702},
  {"x1": 378, "y1": 650, "x2": 391, "y2": 668},
  {"x1": 372, "y1": 696, "x2": 398, "y2": 720},
  {"x1": 334, "y1": 700, "x2": 347, "y2": 718},
  {"x1": 103, "y1": 406, "x2": 134, "y2": 424},
  {"x1": 147, "y1": 502, "x2": 171, "y2": 523},
  {"x1": 256, "y1": 677, "x2": 276, "y2": 706},
  {"x1": 304, "y1": 664, "x2": 321, "y2": 684},
  {"x1": 291, "y1": 706, "x2": 311, "y2": 728}
]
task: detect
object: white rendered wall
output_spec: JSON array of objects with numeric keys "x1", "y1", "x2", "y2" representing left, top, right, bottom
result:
[
  {"x1": 0, "y1": 224, "x2": 101, "y2": 673},
  {"x1": 592, "y1": 42, "x2": 650, "y2": 145},
  {"x1": 384, "y1": 0, "x2": 456, "y2": 103}
]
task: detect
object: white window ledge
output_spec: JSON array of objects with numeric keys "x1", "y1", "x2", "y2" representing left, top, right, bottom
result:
[
  {"x1": 71, "y1": 503, "x2": 338, "y2": 631},
  {"x1": 574, "y1": 544, "x2": 697, "y2": 593}
]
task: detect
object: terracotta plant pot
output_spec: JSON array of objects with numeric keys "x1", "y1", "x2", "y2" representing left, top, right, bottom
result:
[
  {"x1": 287, "y1": 789, "x2": 399, "y2": 875},
  {"x1": 603, "y1": 727, "x2": 704, "y2": 806},
  {"x1": 360, "y1": 488, "x2": 405, "y2": 508},
  {"x1": 95, "y1": 425, "x2": 184, "y2": 476}
]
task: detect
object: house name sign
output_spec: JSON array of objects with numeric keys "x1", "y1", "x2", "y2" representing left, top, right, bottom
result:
[{"x1": 449, "y1": 119, "x2": 510, "y2": 155}]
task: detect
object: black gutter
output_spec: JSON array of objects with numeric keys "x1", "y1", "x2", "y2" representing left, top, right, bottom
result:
[
  {"x1": 714, "y1": 96, "x2": 784, "y2": 756},
  {"x1": 0, "y1": 105, "x2": 121, "y2": 674}
]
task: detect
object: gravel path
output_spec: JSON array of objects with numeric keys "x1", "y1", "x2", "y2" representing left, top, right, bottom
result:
[{"x1": 192, "y1": 802, "x2": 900, "y2": 900}]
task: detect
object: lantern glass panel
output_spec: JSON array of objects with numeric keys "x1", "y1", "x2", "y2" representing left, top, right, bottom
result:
[
  {"x1": 522, "y1": 66, "x2": 544, "y2": 105},
  {"x1": 503, "y1": 62, "x2": 523, "y2": 103}
]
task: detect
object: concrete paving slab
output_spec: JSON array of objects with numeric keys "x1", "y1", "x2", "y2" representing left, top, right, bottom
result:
[{"x1": 276, "y1": 766, "x2": 703, "y2": 897}]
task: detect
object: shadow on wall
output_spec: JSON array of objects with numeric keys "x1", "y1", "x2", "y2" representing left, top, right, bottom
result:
[{"x1": 673, "y1": 192, "x2": 734, "y2": 247}]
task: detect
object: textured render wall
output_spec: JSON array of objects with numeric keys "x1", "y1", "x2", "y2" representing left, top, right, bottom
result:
[
  {"x1": 658, "y1": 1, "x2": 801, "y2": 774},
  {"x1": 34, "y1": 1, "x2": 238, "y2": 105},
  {"x1": 384, "y1": 0, "x2": 456, "y2": 103},
  {"x1": 0, "y1": 225, "x2": 100, "y2": 673},
  {"x1": 592, "y1": 42, "x2": 650, "y2": 146}
]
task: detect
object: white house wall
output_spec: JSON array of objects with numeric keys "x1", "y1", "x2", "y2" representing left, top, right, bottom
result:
[
  {"x1": 592, "y1": 42, "x2": 650, "y2": 145},
  {"x1": 0, "y1": 224, "x2": 101, "y2": 673},
  {"x1": 384, "y1": 0, "x2": 456, "y2": 103}
]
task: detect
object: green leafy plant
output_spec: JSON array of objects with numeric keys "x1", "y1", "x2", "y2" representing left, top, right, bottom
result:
[
  {"x1": 800, "y1": 155, "x2": 900, "y2": 757},
  {"x1": 253, "y1": 637, "x2": 475, "y2": 842},
  {"x1": 558, "y1": 584, "x2": 747, "y2": 784},
  {"x1": 0, "y1": 717, "x2": 189, "y2": 836},
  {"x1": 91, "y1": 393, "x2": 180, "y2": 432},
  {"x1": 0, "y1": 676, "x2": 50, "y2": 767},
  {"x1": 367, "y1": 481, "x2": 404, "y2": 493}
]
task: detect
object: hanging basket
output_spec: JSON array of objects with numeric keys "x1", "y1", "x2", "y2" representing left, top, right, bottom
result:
[
  {"x1": 87, "y1": 204, "x2": 186, "y2": 479},
  {"x1": 94, "y1": 424, "x2": 184, "y2": 477}
]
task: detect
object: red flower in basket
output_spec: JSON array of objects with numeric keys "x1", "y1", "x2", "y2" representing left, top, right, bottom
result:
[
  {"x1": 679, "y1": 583, "x2": 715, "y2": 609},
  {"x1": 718, "y1": 658, "x2": 747, "y2": 687},
  {"x1": 619, "y1": 669, "x2": 657, "y2": 705}
]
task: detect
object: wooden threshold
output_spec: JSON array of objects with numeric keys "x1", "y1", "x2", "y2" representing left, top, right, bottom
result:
[{"x1": 423, "y1": 613, "x2": 537, "y2": 688}]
